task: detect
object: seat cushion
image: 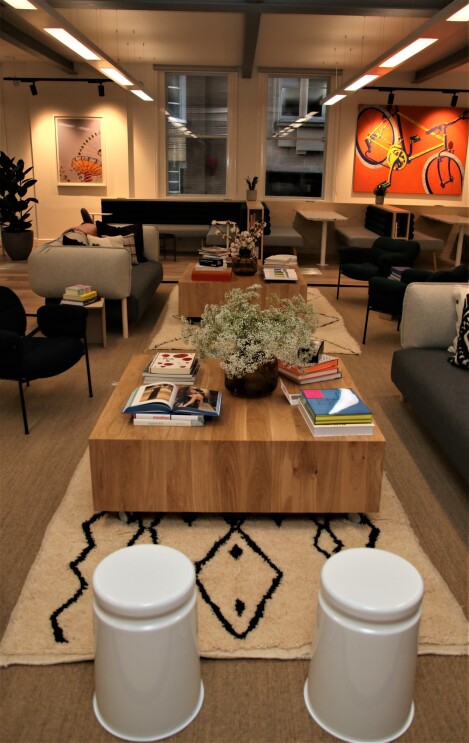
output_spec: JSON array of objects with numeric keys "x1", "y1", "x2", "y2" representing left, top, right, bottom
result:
[
  {"x1": 341, "y1": 262, "x2": 381, "y2": 281},
  {"x1": 0, "y1": 336, "x2": 84, "y2": 380}
]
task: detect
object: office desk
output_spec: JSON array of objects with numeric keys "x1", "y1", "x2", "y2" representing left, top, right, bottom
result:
[
  {"x1": 422, "y1": 213, "x2": 469, "y2": 266},
  {"x1": 297, "y1": 210, "x2": 347, "y2": 266}
]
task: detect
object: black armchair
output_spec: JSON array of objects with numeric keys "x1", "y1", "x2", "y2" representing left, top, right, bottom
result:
[
  {"x1": 0, "y1": 286, "x2": 93, "y2": 434},
  {"x1": 336, "y1": 237, "x2": 420, "y2": 299},
  {"x1": 362, "y1": 264, "x2": 469, "y2": 344}
]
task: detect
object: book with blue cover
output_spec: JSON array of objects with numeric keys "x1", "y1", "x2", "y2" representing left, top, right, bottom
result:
[{"x1": 300, "y1": 388, "x2": 372, "y2": 423}]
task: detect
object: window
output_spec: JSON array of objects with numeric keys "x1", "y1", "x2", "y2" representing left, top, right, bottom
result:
[
  {"x1": 165, "y1": 73, "x2": 228, "y2": 195},
  {"x1": 265, "y1": 76, "x2": 328, "y2": 198}
]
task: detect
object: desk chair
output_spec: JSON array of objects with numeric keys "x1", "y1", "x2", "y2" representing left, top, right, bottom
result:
[{"x1": 0, "y1": 287, "x2": 93, "y2": 433}]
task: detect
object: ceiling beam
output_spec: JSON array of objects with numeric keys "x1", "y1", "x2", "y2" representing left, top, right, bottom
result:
[
  {"x1": 242, "y1": 11, "x2": 260, "y2": 78},
  {"x1": 47, "y1": 0, "x2": 445, "y2": 16},
  {"x1": 0, "y1": 19, "x2": 76, "y2": 74},
  {"x1": 413, "y1": 45, "x2": 469, "y2": 82}
]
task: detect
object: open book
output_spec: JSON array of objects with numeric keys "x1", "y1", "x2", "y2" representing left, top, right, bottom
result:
[{"x1": 122, "y1": 382, "x2": 222, "y2": 416}]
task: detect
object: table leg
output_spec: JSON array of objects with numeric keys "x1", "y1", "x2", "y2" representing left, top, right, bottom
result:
[
  {"x1": 454, "y1": 226, "x2": 464, "y2": 267},
  {"x1": 318, "y1": 221, "x2": 328, "y2": 266}
]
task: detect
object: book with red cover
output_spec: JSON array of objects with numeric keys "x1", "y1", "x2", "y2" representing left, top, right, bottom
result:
[{"x1": 192, "y1": 268, "x2": 233, "y2": 281}]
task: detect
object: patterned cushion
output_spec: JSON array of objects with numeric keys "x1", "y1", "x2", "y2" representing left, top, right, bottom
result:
[
  {"x1": 86, "y1": 234, "x2": 138, "y2": 265},
  {"x1": 96, "y1": 222, "x2": 146, "y2": 262},
  {"x1": 448, "y1": 294, "x2": 469, "y2": 370}
]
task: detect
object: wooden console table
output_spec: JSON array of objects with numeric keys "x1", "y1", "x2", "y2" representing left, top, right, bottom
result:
[
  {"x1": 89, "y1": 355, "x2": 385, "y2": 514},
  {"x1": 178, "y1": 263, "x2": 308, "y2": 318}
]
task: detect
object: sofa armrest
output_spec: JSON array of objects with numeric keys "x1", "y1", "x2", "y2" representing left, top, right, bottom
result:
[
  {"x1": 28, "y1": 244, "x2": 132, "y2": 299},
  {"x1": 142, "y1": 224, "x2": 160, "y2": 262},
  {"x1": 400, "y1": 283, "x2": 466, "y2": 349}
]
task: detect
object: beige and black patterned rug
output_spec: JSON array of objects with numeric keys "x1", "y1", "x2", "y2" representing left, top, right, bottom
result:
[
  {"x1": 0, "y1": 448, "x2": 467, "y2": 667},
  {"x1": 147, "y1": 286, "x2": 361, "y2": 356}
]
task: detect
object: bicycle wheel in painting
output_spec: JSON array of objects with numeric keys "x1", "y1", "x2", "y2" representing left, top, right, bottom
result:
[
  {"x1": 356, "y1": 106, "x2": 400, "y2": 167},
  {"x1": 422, "y1": 152, "x2": 464, "y2": 195}
]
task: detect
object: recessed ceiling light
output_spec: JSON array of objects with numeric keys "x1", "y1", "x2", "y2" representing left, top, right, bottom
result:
[
  {"x1": 447, "y1": 3, "x2": 469, "y2": 21},
  {"x1": 44, "y1": 28, "x2": 100, "y2": 61},
  {"x1": 3, "y1": 0, "x2": 36, "y2": 8},
  {"x1": 345, "y1": 74, "x2": 379, "y2": 91},
  {"x1": 131, "y1": 90, "x2": 154, "y2": 102},
  {"x1": 379, "y1": 38, "x2": 437, "y2": 68},
  {"x1": 100, "y1": 68, "x2": 133, "y2": 86}
]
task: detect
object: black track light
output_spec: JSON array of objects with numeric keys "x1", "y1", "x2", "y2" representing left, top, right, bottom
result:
[
  {"x1": 98, "y1": 82, "x2": 105, "y2": 97},
  {"x1": 29, "y1": 82, "x2": 38, "y2": 96},
  {"x1": 387, "y1": 91, "x2": 394, "y2": 106},
  {"x1": 450, "y1": 92, "x2": 458, "y2": 108}
]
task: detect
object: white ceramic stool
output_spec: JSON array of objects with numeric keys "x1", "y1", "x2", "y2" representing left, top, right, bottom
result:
[
  {"x1": 304, "y1": 548, "x2": 424, "y2": 743},
  {"x1": 92, "y1": 544, "x2": 204, "y2": 742}
]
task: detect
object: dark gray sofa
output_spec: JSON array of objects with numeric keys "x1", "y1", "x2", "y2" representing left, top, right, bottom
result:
[{"x1": 391, "y1": 282, "x2": 469, "y2": 484}]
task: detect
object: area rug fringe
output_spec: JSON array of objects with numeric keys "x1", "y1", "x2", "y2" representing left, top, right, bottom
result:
[{"x1": 0, "y1": 449, "x2": 467, "y2": 667}]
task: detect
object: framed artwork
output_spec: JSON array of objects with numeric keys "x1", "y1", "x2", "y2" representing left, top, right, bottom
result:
[
  {"x1": 55, "y1": 117, "x2": 105, "y2": 185},
  {"x1": 353, "y1": 104, "x2": 468, "y2": 196}
]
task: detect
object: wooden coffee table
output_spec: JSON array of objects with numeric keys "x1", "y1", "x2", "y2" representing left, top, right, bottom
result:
[
  {"x1": 178, "y1": 263, "x2": 308, "y2": 317},
  {"x1": 89, "y1": 355, "x2": 385, "y2": 514}
]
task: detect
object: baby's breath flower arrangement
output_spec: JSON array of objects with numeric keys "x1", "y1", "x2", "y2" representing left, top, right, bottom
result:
[{"x1": 181, "y1": 285, "x2": 317, "y2": 379}]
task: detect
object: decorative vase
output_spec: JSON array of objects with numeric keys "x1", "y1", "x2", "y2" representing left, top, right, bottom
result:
[
  {"x1": 1, "y1": 230, "x2": 34, "y2": 260},
  {"x1": 224, "y1": 359, "x2": 278, "y2": 398},
  {"x1": 246, "y1": 190, "x2": 257, "y2": 201},
  {"x1": 232, "y1": 249, "x2": 258, "y2": 276}
]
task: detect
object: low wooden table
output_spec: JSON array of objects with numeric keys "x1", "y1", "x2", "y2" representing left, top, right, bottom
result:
[
  {"x1": 178, "y1": 262, "x2": 308, "y2": 317},
  {"x1": 89, "y1": 355, "x2": 385, "y2": 514}
]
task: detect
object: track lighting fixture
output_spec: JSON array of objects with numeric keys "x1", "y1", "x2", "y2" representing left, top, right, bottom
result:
[
  {"x1": 29, "y1": 81, "x2": 38, "y2": 96},
  {"x1": 387, "y1": 91, "x2": 395, "y2": 106},
  {"x1": 98, "y1": 83, "x2": 105, "y2": 97},
  {"x1": 451, "y1": 92, "x2": 458, "y2": 107}
]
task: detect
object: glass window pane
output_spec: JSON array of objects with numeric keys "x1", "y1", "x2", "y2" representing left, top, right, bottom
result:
[
  {"x1": 165, "y1": 73, "x2": 228, "y2": 195},
  {"x1": 266, "y1": 76, "x2": 328, "y2": 198}
]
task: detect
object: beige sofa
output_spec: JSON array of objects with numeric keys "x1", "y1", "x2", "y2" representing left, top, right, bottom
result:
[{"x1": 28, "y1": 225, "x2": 163, "y2": 338}]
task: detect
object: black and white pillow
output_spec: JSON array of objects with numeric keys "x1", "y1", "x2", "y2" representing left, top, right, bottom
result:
[{"x1": 448, "y1": 294, "x2": 469, "y2": 370}]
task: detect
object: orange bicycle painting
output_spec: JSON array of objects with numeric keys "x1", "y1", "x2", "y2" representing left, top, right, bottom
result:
[{"x1": 353, "y1": 104, "x2": 468, "y2": 196}]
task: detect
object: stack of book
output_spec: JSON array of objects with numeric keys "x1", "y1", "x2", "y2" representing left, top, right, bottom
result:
[
  {"x1": 278, "y1": 354, "x2": 342, "y2": 384},
  {"x1": 192, "y1": 260, "x2": 233, "y2": 281},
  {"x1": 142, "y1": 351, "x2": 200, "y2": 385},
  {"x1": 199, "y1": 246, "x2": 231, "y2": 262},
  {"x1": 264, "y1": 254, "x2": 298, "y2": 268},
  {"x1": 122, "y1": 381, "x2": 222, "y2": 427},
  {"x1": 61, "y1": 284, "x2": 98, "y2": 306},
  {"x1": 299, "y1": 387, "x2": 374, "y2": 436}
]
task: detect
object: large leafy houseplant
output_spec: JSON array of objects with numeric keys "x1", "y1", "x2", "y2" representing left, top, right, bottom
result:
[
  {"x1": 0, "y1": 151, "x2": 38, "y2": 233},
  {"x1": 181, "y1": 285, "x2": 317, "y2": 380}
]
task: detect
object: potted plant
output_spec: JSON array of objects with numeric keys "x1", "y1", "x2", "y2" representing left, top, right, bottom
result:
[
  {"x1": 245, "y1": 175, "x2": 258, "y2": 201},
  {"x1": 181, "y1": 285, "x2": 317, "y2": 397},
  {"x1": 373, "y1": 181, "x2": 388, "y2": 205},
  {"x1": 0, "y1": 151, "x2": 38, "y2": 260}
]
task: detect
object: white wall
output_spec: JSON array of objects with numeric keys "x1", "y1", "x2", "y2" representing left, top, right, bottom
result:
[{"x1": 1, "y1": 61, "x2": 467, "y2": 245}]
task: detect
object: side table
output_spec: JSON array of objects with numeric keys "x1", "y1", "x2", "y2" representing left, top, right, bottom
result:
[{"x1": 86, "y1": 298, "x2": 107, "y2": 347}]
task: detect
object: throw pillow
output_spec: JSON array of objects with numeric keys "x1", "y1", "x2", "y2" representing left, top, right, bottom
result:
[
  {"x1": 448, "y1": 294, "x2": 469, "y2": 370},
  {"x1": 62, "y1": 230, "x2": 88, "y2": 245},
  {"x1": 96, "y1": 222, "x2": 146, "y2": 262},
  {"x1": 448, "y1": 286, "x2": 469, "y2": 353},
  {"x1": 87, "y1": 235, "x2": 124, "y2": 248}
]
